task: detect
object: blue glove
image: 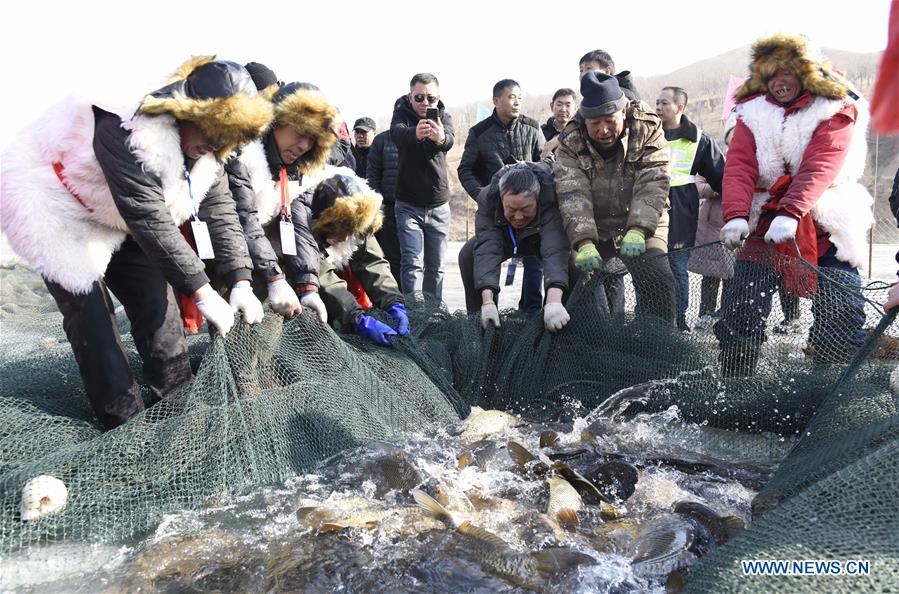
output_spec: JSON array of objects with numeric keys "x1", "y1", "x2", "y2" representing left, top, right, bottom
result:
[
  {"x1": 356, "y1": 314, "x2": 398, "y2": 346},
  {"x1": 386, "y1": 302, "x2": 410, "y2": 336}
]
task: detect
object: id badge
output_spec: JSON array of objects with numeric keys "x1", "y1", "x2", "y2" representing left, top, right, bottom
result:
[
  {"x1": 280, "y1": 220, "x2": 297, "y2": 256},
  {"x1": 504, "y1": 258, "x2": 520, "y2": 286},
  {"x1": 190, "y1": 220, "x2": 215, "y2": 259}
]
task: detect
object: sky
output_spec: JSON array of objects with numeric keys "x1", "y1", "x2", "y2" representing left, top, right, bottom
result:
[{"x1": 0, "y1": 0, "x2": 890, "y2": 149}]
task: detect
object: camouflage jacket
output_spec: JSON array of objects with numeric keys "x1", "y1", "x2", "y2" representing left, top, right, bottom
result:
[{"x1": 553, "y1": 102, "x2": 670, "y2": 247}]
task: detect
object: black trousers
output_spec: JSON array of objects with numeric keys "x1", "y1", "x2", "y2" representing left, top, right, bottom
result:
[
  {"x1": 375, "y1": 202, "x2": 402, "y2": 287},
  {"x1": 44, "y1": 238, "x2": 192, "y2": 430}
]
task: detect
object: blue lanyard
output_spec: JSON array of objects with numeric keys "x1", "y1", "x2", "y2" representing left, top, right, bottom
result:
[
  {"x1": 507, "y1": 226, "x2": 518, "y2": 259},
  {"x1": 186, "y1": 169, "x2": 200, "y2": 220},
  {"x1": 504, "y1": 226, "x2": 519, "y2": 286}
]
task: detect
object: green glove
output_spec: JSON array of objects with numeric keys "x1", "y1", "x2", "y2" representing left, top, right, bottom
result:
[
  {"x1": 575, "y1": 243, "x2": 602, "y2": 272},
  {"x1": 620, "y1": 229, "x2": 646, "y2": 257}
]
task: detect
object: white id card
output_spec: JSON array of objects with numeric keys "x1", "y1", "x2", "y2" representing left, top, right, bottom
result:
[
  {"x1": 190, "y1": 220, "x2": 215, "y2": 259},
  {"x1": 280, "y1": 221, "x2": 297, "y2": 256}
]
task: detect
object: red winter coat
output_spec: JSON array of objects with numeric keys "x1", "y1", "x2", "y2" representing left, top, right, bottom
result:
[{"x1": 722, "y1": 92, "x2": 857, "y2": 259}]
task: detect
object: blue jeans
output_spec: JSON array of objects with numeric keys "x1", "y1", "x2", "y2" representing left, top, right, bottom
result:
[
  {"x1": 395, "y1": 200, "x2": 451, "y2": 299},
  {"x1": 520, "y1": 255, "x2": 544, "y2": 315},
  {"x1": 714, "y1": 245, "x2": 865, "y2": 353},
  {"x1": 668, "y1": 249, "x2": 690, "y2": 317}
]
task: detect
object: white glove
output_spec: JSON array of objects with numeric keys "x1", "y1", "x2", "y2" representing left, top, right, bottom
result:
[
  {"x1": 543, "y1": 302, "x2": 570, "y2": 333},
  {"x1": 267, "y1": 278, "x2": 302, "y2": 318},
  {"x1": 229, "y1": 282, "x2": 264, "y2": 324},
  {"x1": 764, "y1": 215, "x2": 799, "y2": 244},
  {"x1": 195, "y1": 290, "x2": 235, "y2": 336},
  {"x1": 720, "y1": 218, "x2": 750, "y2": 250},
  {"x1": 300, "y1": 291, "x2": 328, "y2": 323},
  {"x1": 480, "y1": 302, "x2": 501, "y2": 329}
]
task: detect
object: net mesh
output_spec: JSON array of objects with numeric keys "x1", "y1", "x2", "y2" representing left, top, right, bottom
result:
[{"x1": 0, "y1": 240, "x2": 897, "y2": 591}]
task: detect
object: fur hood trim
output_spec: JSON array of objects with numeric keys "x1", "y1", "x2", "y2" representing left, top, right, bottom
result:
[
  {"x1": 137, "y1": 56, "x2": 273, "y2": 160},
  {"x1": 272, "y1": 87, "x2": 338, "y2": 175},
  {"x1": 735, "y1": 33, "x2": 852, "y2": 102},
  {"x1": 310, "y1": 174, "x2": 383, "y2": 242}
]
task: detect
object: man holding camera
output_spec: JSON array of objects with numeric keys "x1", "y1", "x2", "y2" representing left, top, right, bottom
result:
[{"x1": 390, "y1": 73, "x2": 455, "y2": 299}]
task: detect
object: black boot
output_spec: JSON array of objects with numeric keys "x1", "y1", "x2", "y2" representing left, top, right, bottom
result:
[
  {"x1": 719, "y1": 343, "x2": 760, "y2": 378},
  {"x1": 677, "y1": 314, "x2": 691, "y2": 332}
]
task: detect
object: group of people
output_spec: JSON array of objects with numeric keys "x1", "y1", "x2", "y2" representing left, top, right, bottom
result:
[{"x1": 0, "y1": 32, "x2": 892, "y2": 430}]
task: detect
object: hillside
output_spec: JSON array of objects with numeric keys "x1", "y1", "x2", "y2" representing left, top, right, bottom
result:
[{"x1": 440, "y1": 46, "x2": 896, "y2": 244}]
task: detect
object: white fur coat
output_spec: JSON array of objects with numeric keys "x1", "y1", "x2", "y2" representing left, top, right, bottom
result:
[
  {"x1": 235, "y1": 139, "x2": 355, "y2": 227},
  {"x1": 735, "y1": 94, "x2": 874, "y2": 269},
  {"x1": 0, "y1": 97, "x2": 221, "y2": 294}
]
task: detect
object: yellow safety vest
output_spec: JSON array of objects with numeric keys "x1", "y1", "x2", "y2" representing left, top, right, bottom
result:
[{"x1": 668, "y1": 132, "x2": 700, "y2": 188}]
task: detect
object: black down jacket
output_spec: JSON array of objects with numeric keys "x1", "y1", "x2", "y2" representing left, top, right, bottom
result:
[
  {"x1": 365, "y1": 131, "x2": 399, "y2": 203},
  {"x1": 458, "y1": 111, "x2": 545, "y2": 199}
]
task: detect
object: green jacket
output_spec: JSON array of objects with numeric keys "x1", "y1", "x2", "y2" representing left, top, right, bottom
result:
[{"x1": 553, "y1": 102, "x2": 670, "y2": 248}]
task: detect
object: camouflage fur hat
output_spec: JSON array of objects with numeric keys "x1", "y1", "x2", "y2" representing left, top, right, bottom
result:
[
  {"x1": 734, "y1": 33, "x2": 851, "y2": 102},
  {"x1": 310, "y1": 173, "x2": 383, "y2": 243},
  {"x1": 137, "y1": 56, "x2": 274, "y2": 161}
]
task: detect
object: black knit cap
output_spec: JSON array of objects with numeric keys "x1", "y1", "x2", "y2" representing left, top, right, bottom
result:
[
  {"x1": 579, "y1": 71, "x2": 628, "y2": 118},
  {"x1": 244, "y1": 62, "x2": 280, "y2": 91}
]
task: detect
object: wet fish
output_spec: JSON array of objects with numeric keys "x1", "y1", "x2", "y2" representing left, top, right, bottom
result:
[
  {"x1": 546, "y1": 475, "x2": 582, "y2": 531},
  {"x1": 584, "y1": 460, "x2": 640, "y2": 503},
  {"x1": 412, "y1": 489, "x2": 595, "y2": 591},
  {"x1": 672, "y1": 500, "x2": 745, "y2": 546},
  {"x1": 629, "y1": 501, "x2": 745, "y2": 582},
  {"x1": 123, "y1": 530, "x2": 248, "y2": 589},
  {"x1": 629, "y1": 516, "x2": 698, "y2": 579},
  {"x1": 508, "y1": 441, "x2": 618, "y2": 511},
  {"x1": 457, "y1": 439, "x2": 508, "y2": 471},
  {"x1": 460, "y1": 406, "x2": 523, "y2": 443},
  {"x1": 295, "y1": 497, "x2": 439, "y2": 534},
  {"x1": 360, "y1": 450, "x2": 423, "y2": 497},
  {"x1": 539, "y1": 430, "x2": 560, "y2": 449}
]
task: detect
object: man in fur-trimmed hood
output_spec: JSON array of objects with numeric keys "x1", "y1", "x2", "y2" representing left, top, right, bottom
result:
[
  {"x1": 0, "y1": 56, "x2": 271, "y2": 429},
  {"x1": 306, "y1": 172, "x2": 409, "y2": 346},
  {"x1": 224, "y1": 79, "x2": 341, "y2": 324},
  {"x1": 714, "y1": 33, "x2": 873, "y2": 375}
]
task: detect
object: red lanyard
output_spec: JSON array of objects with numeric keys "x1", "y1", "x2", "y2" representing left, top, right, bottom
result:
[{"x1": 279, "y1": 166, "x2": 291, "y2": 220}]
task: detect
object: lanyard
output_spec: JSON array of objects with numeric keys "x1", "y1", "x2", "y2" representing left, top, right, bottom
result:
[
  {"x1": 279, "y1": 166, "x2": 291, "y2": 221},
  {"x1": 504, "y1": 226, "x2": 519, "y2": 286},
  {"x1": 507, "y1": 226, "x2": 518, "y2": 258},
  {"x1": 186, "y1": 169, "x2": 200, "y2": 220}
]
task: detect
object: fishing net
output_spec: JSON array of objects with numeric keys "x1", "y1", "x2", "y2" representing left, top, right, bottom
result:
[{"x1": 0, "y1": 238, "x2": 896, "y2": 592}]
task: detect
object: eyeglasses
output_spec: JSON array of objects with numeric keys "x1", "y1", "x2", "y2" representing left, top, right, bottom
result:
[{"x1": 412, "y1": 93, "x2": 439, "y2": 104}]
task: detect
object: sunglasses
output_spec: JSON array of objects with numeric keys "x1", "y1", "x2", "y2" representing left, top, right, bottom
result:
[{"x1": 412, "y1": 93, "x2": 439, "y2": 104}]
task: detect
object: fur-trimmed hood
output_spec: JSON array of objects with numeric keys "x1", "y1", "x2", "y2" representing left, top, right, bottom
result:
[
  {"x1": 735, "y1": 33, "x2": 853, "y2": 102},
  {"x1": 137, "y1": 56, "x2": 273, "y2": 160},
  {"x1": 309, "y1": 172, "x2": 383, "y2": 244},
  {"x1": 271, "y1": 82, "x2": 338, "y2": 175}
]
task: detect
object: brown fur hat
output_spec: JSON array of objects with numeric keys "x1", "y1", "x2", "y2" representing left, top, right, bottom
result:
[
  {"x1": 310, "y1": 173, "x2": 383, "y2": 243},
  {"x1": 734, "y1": 33, "x2": 851, "y2": 102},
  {"x1": 272, "y1": 82, "x2": 339, "y2": 175},
  {"x1": 138, "y1": 56, "x2": 274, "y2": 160}
]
